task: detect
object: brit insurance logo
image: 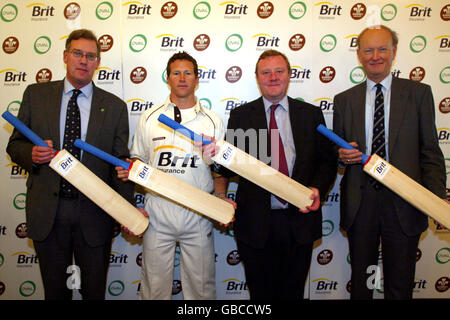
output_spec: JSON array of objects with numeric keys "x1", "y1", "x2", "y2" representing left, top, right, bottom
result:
[
  {"x1": 1, "y1": 3, "x2": 18, "y2": 22},
  {"x1": 13, "y1": 251, "x2": 38, "y2": 267},
  {"x1": 438, "y1": 127, "x2": 450, "y2": 145},
  {"x1": 221, "y1": 1, "x2": 248, "y2": 19},
  {"x1": 193, "y1": 1, "x2": 211, "y2": 19},
  {"x1": 161, "y1": 1, "x2": 178, "y2": 19},
  {"x1": 257, "y1": 2, "x2": 274, "y2": 19},
  {"x1": 289, "y1": 1, "x2": 307, "y2": 20},
  {"x1": 346, "y1": 34, "x2": 358, "y2": 51},
  {"x1": 2, "y1": 68, "x2": 27, "y2": 87},
  {"x1": 7, "y1": 161, "x2": 28, "y2": 179},
  {"x1": 436, "y1": 35, "x2": 450, "y2": 52},
  {"x1": 312, "y1": 278, "x2": 338, "y2": 294},
  {"x1": 222, "y1": 97, "x2": 247, "y2": 114},
  {"x1": 157, "y1": 34, "x2": 184, "y2": 51},
  {"x1": 290, "y1": 65, "x2": 311, "y2": 83},
  {"x1": 2, "y1": 36, "x2": 19, "y2": 54},
  {"x1": 96, "y1": 2, "x2": 114, "y2": 20},
  {"x1": 127, "y1": 98, "x2": 154, "y2": 115},
  {"x1": 154, "y1": 145, "x2": 201, "y2": 175},
  {"x1": 26, "y1": 2, "x2": 55, "y2": 21},
  {"x1": 124, "y1": 1, "x2": 151, "y2": 19},
  {"x1": 315, "y1": 1, "x2": 342, "y2": 20},
  {"x1": 198, "y1": 66, "x2": 217, "y2": 83},
  {"x1": 225, "y1": 34, "x2": 243, "y2": 52},
  {"x1": 410, "y1": 35, "x2": 427, "y2": 53},
  {"x1": 64, "y1": 2, "x2": 81, "y2": 20},
  {"x1": 95, "y1": 66, "x2": 120, "y2": 85},
  {"x1": 407, "y1": 3, "x2": 432, "y2": 21},
  {"x1": 314, "y1": 97, "x2": 333, "y2": 115},
  {"x1": 253, "y1": 33, "x2": 280, "y2": 51},
  {"x1": 222, "y1": 278, "x2": 248, "y2": 296},
  {"x1": 110, "y1": 251, "x2": 129, "y2": 267}
]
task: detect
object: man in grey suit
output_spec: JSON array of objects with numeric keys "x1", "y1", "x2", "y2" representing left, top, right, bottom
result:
[
  {"x1": 333, "y1": 25, "x2": 446, "y2": 299},
  {"x1": 7, "y1": 29, "x2": 135, "y2": 299}
]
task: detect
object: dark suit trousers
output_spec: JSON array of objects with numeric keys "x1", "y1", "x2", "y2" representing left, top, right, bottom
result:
[
  {"x1": 236, "y1": 209, "x2": 313, "y2": 300},
  {"x1": 33, "y1": 198, "x2": 112, "y2": 300},
  {"x1": 348, "y1": 181, "x2": 420, "y2": 300}
]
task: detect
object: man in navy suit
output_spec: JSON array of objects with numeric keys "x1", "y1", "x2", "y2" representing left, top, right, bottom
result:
[
  {"x1": 7, "y1": 29, "x2": 135, "y2": 300},
  {"x1": 213, "y1": 50, "x2": 337, "y2": 299}
]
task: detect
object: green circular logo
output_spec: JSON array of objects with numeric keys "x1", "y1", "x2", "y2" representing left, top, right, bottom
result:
[
  {"x1": 129, "y1": 34, "x2": 147, "y2": 53},
  {"x1": 320, "y1": 34, "x2": 337, "y2": 52},
  {"x1": 322, "y1": 219, "x2": 335, "y2": 237},
  {"x1": 34, "y1": 36, "x2": 51, "y2": 54},
  {"x1": 439, "y1": 66, "x2": 450, "y2": 84},
  {"x1": 225, "y1": 34, "x2": 243, "y2": 52},
  {"x1": 108, "y1": 280, "x2": 124, "y2": 296},
  {"x1": 1, "y1": 3, "x2": 18, "y2": 22},
  {"x1": 193, "y1": 1, "x2": 211, "y2": 19},
  {"x1": 199, "y1": 98, "x2": 212, "y2": 110},
  {"x1": 436, "y1": 248, "x2": 450, "y2": 264},
  {"x1": 19, "y1": 281, "x2": 36, "y2": 297},
  {"x1": 410, "y1": 35, "x2": 427, "y2": 53},
  {"x1": 7, "y1": 100, "x2": 21, "y2": 116},
  {"x1": 381, "y1": 3, "x2": 397, "y2": 21},
  {"x1": 289, "y1": 1, "x2": 307, "y2": 20},
  {"x1": 13, "y1": 193, "x2": 26, "y2": 210},
  {"x1": 96, "y1": 2, "x2": 113, "y2": 20},
  {"x1": 350, "y1": 66, "x2": 366, "y2": 84}
]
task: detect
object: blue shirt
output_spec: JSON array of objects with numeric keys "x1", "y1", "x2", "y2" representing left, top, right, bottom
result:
[
  {"x1": 263, "y1": 96, "x2": 296, "y2": 209},
  {"x1": 60, "y1": 79, "x2": 93, "y2": 153},
  {"x1": 365, "y1": 74, "x2": 392, "y2": 161}
]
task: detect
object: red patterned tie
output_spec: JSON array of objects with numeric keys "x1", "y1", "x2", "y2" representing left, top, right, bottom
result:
[{"x1": 270, "y1": 104, "x2": 289, "y2": 204}]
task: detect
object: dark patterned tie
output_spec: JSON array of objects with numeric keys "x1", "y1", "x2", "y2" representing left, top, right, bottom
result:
[
  {"x1": 60, "y1": 89, "x2": 81, "y2": 197},
  {"x1": 370, "y1": 83, "x2": 386, "y2": 189},
  {"x1": 270, "y1": 104, "x2": 289, "y2": 204}
]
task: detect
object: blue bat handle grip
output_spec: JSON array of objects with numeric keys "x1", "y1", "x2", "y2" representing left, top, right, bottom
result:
[
  {"x1": 74, "y1": 139, "x2": 130, "y2": 170},
  {"x1": 2, "y1": 110, "x2": 49, "y2": 147},
  {"x1": 317, "y1": 124, "x2": 369, "y2": 164},
  {"x1": 158, "y1": 114, "x2": 214, "y2": 146}
]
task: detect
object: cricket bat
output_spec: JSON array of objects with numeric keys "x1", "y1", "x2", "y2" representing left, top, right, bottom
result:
[
  {"x1": 2, "y1": 111, "x2": 149, "y2": 235},
  {"x1": 73, "y1": 139, "x2": 235, "y2": 224},
  {"x1": 157, "y1": 114, "x2": 314, "y2": 210},
  {"x1": 317, "y1": 124, "x2": 450, "y2": 229}
]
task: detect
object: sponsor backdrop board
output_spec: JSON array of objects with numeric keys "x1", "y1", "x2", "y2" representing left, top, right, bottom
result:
[{"x1": 0, "y1": 0, "x2": 449, "y2": 299}]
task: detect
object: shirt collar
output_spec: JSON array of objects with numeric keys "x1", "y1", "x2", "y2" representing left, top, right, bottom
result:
[
  {"x1": 262, "y1": 96, "x2": 289, "y2": 113},
  {"x1": 63, "y1": 78, "x2": 94, "y2": 98},
  {"x1": 163, "y1": 96, "x2": 203, "y2": 115},
  {"x1": 367, "y1": 73, "x2": 392, "y2": 91}
]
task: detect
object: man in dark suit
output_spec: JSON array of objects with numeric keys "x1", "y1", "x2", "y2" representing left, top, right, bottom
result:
[
  {"x1": 7, "y1": 29, "x2": 135, "y2": 300},
  {"x1": 212, "y1": 50, "x2": 337, "y2": 300},
  {"x1": 333, "y1": 25, "x2": 446, "y2": 299}
]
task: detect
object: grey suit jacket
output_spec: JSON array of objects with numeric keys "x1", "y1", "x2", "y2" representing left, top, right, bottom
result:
[
  {"x1": 7, "y1": 80, "x2": 135, "y2": 246},
  {"x1": 333, "y1": 77, "x2": 446, "y2": 236}
]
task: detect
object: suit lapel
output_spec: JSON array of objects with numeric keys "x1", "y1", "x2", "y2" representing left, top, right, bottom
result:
[
  {"x1": 353, "y1": 82, "x2": 367, "y2": 153},
  {"x1": 47, "y1": 81, "x2": 64, "y2": 148},
  {"x1": 85, "y1": 85, "x2": 106, "y2": 147},
  {"x1": 388, "y1": 77, "x2": 407, "y2": 158}
]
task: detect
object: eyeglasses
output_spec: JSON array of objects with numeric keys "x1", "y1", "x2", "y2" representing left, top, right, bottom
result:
[{"x1": 69, "y1": 49, "x2": 98, "y2": 62}]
